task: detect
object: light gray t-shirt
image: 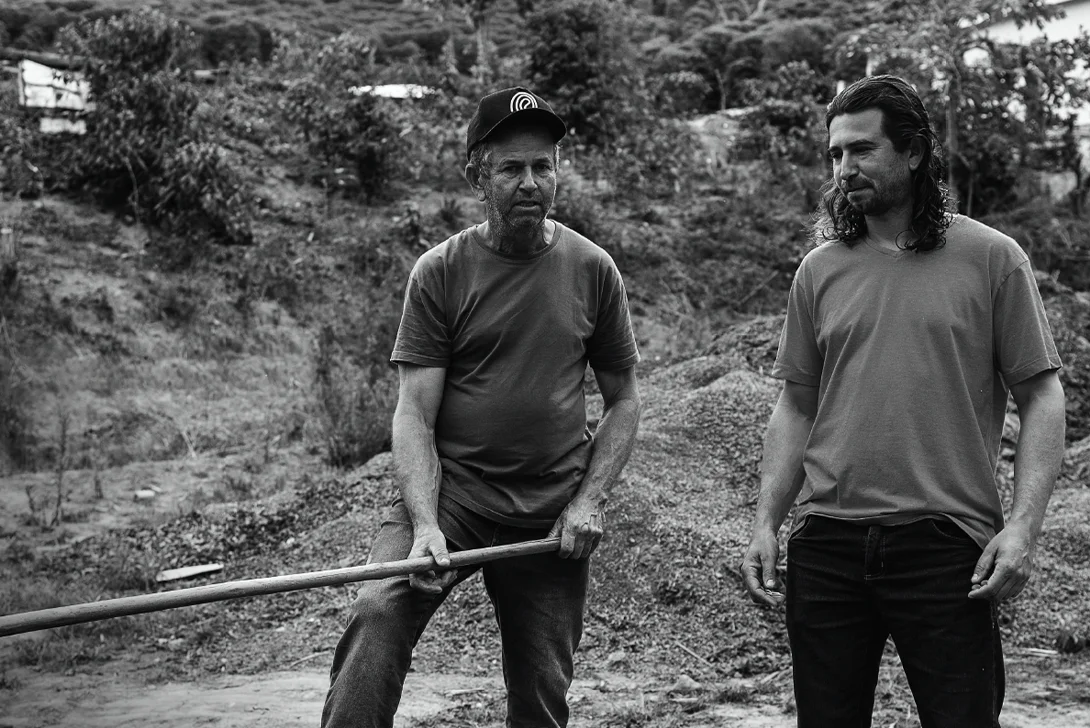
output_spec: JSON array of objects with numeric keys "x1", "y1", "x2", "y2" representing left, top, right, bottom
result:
[
  {"x1": 773, "y1": 216, "x2": 1062, "y2": 548},
  {"x1": 391, "y1": 221, "x2": 640, "y2": 527}
]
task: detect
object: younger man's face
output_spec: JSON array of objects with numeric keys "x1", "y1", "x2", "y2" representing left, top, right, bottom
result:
[{"x1": 828, "y1": 108, "x2": 916, "y2": 217}]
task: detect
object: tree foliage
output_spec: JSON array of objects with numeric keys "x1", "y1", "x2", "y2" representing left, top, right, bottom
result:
[
  {"x1": 650, "y1": 17, "x2": 835, "y2": 112},
  {"x1": 411, "y1": 0, "x2": 502, "y2": 79},
  {"x1": 526, "y1": 0, "x2": 644, "y2": 147},
  {"x1": 280, "y1": 31, "x2": 406, "y2": 203},
  {"x1": 50, "y1": 9, "x2": 253, "y2": 249},
  {"x1": 847, "y1": 0, "x2": 1090, "y2": 215}
]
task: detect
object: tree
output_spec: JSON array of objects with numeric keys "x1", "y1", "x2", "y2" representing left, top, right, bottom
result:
[
  {"x1": 848, "y1": 0, "x2": 1090, "y2": 215},
  {"x1": 55, "y1": 9, "x2": 253, "y2": 248},
  {"x1": 526, "y1": 0, "x2": 644, "y2": 147},
  {"x1": 281, "y1": 31, "x2": 405, "y2": 204},
  {"x1": 413, "y1": 0, "x2": 502, "y2": 80}
]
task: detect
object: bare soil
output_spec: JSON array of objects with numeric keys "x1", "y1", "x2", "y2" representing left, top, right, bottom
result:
[{"x1": 2, "y1": 660, "x2": 1090, "y2": 727}]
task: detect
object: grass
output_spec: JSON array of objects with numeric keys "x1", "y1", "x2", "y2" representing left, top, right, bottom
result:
[{"x1": 0, "y1": 542, "x2": 174, "y2": 673}]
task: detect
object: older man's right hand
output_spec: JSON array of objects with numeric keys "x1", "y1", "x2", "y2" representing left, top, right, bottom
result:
[{"x1": 408, "y1": 525, "x2": 457, "y2": 594}]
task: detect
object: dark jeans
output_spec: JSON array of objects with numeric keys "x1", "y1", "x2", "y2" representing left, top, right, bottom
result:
[
  {"x1": 786, "y1": 515, "x2": 1004, "y2": 728},
  {"x1": 321, "y1": 494, "x2": 588, "y2": 728}
]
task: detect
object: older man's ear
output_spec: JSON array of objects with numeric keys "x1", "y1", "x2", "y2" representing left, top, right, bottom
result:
[{"x1": 464, "y1": 164, "x2": 487, "y2": 201}]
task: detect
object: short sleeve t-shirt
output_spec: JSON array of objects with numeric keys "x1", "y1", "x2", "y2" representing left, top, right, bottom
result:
[
  {"x1": 391, "y1": 221, "x2": 640, "y2": 527},
  {"x1": 772, "y1": 216, "x2": 1062, "y2": 548}
]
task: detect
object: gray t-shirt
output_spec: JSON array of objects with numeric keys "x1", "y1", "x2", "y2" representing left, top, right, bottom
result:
[
  {"x1": 773, "y1": 216, "x2": 1062, "y2": 548},
  {"x1": 391, "y1": 221, "x2": 640, "y2": 527}
]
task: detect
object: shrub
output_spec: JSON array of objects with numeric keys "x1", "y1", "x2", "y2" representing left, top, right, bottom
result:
[
  {"x1": 526, "y1": 0, "x2": 644, "y2": 149},
  {"x1": 198, "y1": 21, "x2": 274, "y2": 66},
  {"x1": 526, "y1": 0, "x2": 704, "y2": 198},
  {"x1": 5, "y1": 10, "x2": 79, "y2": 50},
  {"x1": 0, "y1": 362, "x2": 34, "y2": 475},
  {"x1": 748, "y1": 19, "x2": 836, "y2": 76},
  {"x1": 378, "y1": 27, "x2": 451, "y2": 66},
  {"x1": 48, "y1": 9, "x2": 253, "y2": 249},
  {"x1": 0, "y1": 10, "x2": 32, "y2": 39},
  {"x1": 156, "y1": 142, "x2": 253, "y2": 245},
  {"x1": 733, "y1": 63, "x2": 828, "y2": 167},
  {"x1": 316, "y1": 30, "x2": 378, "y2": 82},
  {"x1": 551, "y1": 181, "x2": 608, "y2": 244},
  {"x1": 281, "y1": 32, "x2": 407, "y2": 203},
  {"x1": 314, "y1": 325, "x2": 396, "y2": 469},
  {"x1": 654, "y1": 69, "x2": 711, "y2": 116}
]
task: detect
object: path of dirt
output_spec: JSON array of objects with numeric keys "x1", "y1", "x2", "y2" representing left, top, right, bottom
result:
[{"x1": 2, "y1": 667, "x2": 1090, "y2": 727}]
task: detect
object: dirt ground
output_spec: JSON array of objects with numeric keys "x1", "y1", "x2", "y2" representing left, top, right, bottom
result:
[
  {"x1": 3, "y1": 661, "x2": 1090, "y2": 727},
  {"x1": 2, "y1": 439, "x2": 1089, "y2": 728}
]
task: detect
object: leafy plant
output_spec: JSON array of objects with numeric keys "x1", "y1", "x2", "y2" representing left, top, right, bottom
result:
[
  {"x1": 526, "y1": 0, "x2": 644, "y2": 149},
  {"x1": 281, "y1": 31, "x2": 407, "y2": 203},
  {"x1": 313, "y1": 325, "x2": 396, "y2": 469},
  {"x1": 44, "y1": 9, "x2": 254, "y2": 250},
  {"x1": 847, "y1": 0, "x2": 1090, "y2": 216}
]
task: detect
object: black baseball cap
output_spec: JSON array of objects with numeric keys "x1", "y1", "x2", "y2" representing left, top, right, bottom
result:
[{"x1": 465, "y1": 87, "x2": 567, "y2": 160}]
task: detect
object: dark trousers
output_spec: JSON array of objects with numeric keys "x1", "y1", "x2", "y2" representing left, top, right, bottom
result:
[
  {"x1": 786, "y1": 515, "x2": 1004, "y2": 728},
  {"x1": 321, "y1": 495, "x2": 588, "y2": 728}
]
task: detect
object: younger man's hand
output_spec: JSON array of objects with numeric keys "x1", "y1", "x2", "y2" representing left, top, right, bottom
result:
[
  {"x1": 740, "y1": 529, "x2": 785, "y2": 607},
  {"x1": 969, "y1": 522, "x2": 1036, "y2": 602}
]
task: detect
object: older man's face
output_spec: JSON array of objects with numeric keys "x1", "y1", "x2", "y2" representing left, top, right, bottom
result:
[{"x1": 479, "y1": 126, "x2": 557, "y2": 232}]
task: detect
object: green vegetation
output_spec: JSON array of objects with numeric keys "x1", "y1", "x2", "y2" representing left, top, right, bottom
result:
[
  {"x1": 2, "y1": 0, "x2": 1088, "y2": 475},
  {"x1": 0, "y1": 6, "x2": 1087, "y2": 723}
]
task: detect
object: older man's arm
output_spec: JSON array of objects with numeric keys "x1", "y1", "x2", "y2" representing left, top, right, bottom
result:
[
  {"x1": 970, "y1": 369, "x2": 1065, "y2": 602},
  {"x1": 392, "y1": 363, "x2": 455, "y2": 593},
  {"x1": 549, "y1": 366, "x2": 641, "y2": 560}
]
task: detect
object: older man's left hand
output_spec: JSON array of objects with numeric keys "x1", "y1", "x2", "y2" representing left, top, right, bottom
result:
[{"x1": 548, "y1": 498, "x2": 605, "y2": 559}]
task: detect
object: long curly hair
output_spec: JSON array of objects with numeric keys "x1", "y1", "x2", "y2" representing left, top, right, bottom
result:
[{"x1": 810, "y1": 75, "x2": 954, "y2": 252}]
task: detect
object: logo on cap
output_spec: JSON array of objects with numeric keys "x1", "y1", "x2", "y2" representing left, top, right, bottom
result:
[{"x1": 510, "y1": 91, "x2": 538, "y2": 112}]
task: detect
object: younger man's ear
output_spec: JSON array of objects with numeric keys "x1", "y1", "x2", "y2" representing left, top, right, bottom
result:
[
  {"x1": 465, "y1": 164, "x2": 486, "y2": 201},
  {"x1": 908, "y1": 136, "x2": 925, "y2": 172}
]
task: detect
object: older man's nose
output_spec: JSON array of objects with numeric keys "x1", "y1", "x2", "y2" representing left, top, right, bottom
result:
[{"x1": 518, "y1": 167, "x2": 535, "y2": 189}]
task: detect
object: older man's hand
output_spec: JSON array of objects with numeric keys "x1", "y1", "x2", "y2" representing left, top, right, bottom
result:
[
  {"x1": 407, "y1": 525, "x2": 458, "y2": 594},
  {"x1": 548, "y1": 498, "x2": 605, "y2": 559}
]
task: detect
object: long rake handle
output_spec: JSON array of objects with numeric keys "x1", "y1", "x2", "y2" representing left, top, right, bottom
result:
[{"x1": 0, "y1": 537, "x2": 561, "y2": 638}]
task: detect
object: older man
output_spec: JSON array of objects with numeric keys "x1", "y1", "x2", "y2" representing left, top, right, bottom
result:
[{"x1": 321, "y1": 87, "x2": 642, "y2": 728}]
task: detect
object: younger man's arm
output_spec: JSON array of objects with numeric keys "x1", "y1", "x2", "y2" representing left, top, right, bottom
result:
[
  {"x1": 740, "y1": 380, "x2": 818, "y2": 607},
  {"x1": 970, "y1": 369, "x2": 1065, "y2": 601}
]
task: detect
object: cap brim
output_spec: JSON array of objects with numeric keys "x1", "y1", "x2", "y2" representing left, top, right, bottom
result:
[{"x1": 469, "y1": 108, "x2": 567, "y2": 159}]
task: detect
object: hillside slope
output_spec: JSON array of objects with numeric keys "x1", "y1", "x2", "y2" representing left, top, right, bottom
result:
[{"x1": 1, "y1": 189, "x2": 1088, "y2": 727}]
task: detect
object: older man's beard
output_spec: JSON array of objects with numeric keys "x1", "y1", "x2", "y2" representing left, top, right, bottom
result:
[{"x1": 484, "y1": 190, "x2": 551, "y2": 254}]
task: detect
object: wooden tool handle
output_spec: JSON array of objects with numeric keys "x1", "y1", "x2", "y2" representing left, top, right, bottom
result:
[{"x1": 0, "y1": 537, "x2": 561, "y2": 638}]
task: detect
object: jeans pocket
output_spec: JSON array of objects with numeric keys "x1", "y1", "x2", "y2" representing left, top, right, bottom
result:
[
  {"x1": 790, "y1": 514, "x2": 822, "y2": 541},
  {"x1": 925, "y1": 517, "x2": 972, "y2": 542}
]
